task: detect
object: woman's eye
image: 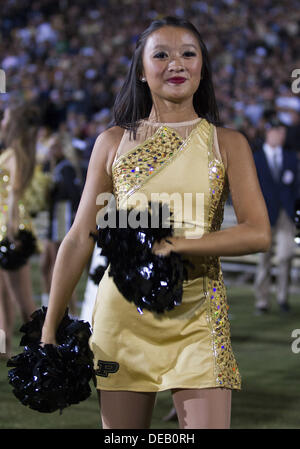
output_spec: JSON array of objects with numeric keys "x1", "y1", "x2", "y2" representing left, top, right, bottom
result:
[
  {"x1": 184, "y1": 51, "x2": 196, "y2": 57},
  {"x1": 153, "y1": 51, "x2": 196, "y2": 59},
  {"x1": 154, "y1": 52, "x2": 167, "y2": 58}
]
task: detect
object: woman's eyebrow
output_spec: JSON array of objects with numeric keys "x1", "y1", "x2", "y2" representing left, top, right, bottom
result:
[{"x1": 152, "y1": 43, "x2": 198, "y2": 50}]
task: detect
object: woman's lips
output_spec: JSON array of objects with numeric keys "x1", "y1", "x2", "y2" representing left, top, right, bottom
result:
[{"x1": 167, "y1": 78, "x2": 187, "y2": 84}]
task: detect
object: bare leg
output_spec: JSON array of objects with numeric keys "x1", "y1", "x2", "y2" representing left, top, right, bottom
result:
[
  {"x1": 99, "y1": 390, "x2": 157, "y2": 429},
  {"x1": 171, "y1": 387, "x2": 232, "y2": 429},
  {"x1": 2, "y1": 263, "x2": 36, "y2": 323}
]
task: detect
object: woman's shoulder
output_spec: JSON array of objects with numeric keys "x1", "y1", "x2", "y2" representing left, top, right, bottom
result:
[
  {"x1": 92, "y1": 125, "x2": 126, "y2": 177},
  {"x1": 215, "y1": 126, "x2": 250, "y2": 169},
  {"x1": 215, "y1": 125, "x2": 246, "y2": 144},
  {"x1": 102, "y1": 125, "x2": 126, "y2": 139},
  {"x1": 95, "y1": 125, "x2": 125, "y2": 149}
]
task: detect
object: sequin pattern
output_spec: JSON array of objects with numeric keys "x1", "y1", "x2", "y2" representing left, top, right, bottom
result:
[
  {"x1": 112, "y1": 123, "x2": 202, "y2": 207},
  {"x1": 0, "y1": 165, "x2": 33, "y2": 242},
  {"x1": 206, "y1": 273, "x2": 241, "y2": 388},
  {"x1": 205, "y1": 125, "x2": 241, "y2": 389}
]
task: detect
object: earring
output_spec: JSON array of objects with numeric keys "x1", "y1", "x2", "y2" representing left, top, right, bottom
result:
[{"x1": 141, "y1": 77, "x2": 147, "y2": 82}]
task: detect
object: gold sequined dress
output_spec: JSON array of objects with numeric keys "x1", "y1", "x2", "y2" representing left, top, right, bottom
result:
[
  {"x1": 89, "y1": 117, "x2": 241, "y2": 391},
  {"x1": 0, "y1": 149, "x2": 34, "y2": 243}
]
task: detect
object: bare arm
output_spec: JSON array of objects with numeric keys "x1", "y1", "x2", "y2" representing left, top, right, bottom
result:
[
  {"x1": 153, "y1": 129, "x2": 272, "y2": 257},
  {"x1": 7, "y1": 188, "x2": 20, "y2": 238},
  {"x1": 41, "y1": 127, "x2": 123, "y2": 343},
  {"x1": 5, "y1": 153, "x2": 20, "y2": 239}
]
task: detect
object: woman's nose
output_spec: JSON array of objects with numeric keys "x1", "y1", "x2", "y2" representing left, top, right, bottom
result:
[{"x1": 168, "y1": 60, "x2": 185, "y2": 72}]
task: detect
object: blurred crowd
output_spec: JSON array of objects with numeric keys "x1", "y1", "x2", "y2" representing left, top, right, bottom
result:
[
  {"x1": 0, "y1": 0, "x2": 300, "y2": 171},
  {"x1": 0, "y1": 0, "x2": 299, "y2": 365}
]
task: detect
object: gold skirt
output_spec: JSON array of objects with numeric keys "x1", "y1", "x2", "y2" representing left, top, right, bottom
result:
[{"x1": 89, "y1": 264, "x2": 241, "y2": 392}]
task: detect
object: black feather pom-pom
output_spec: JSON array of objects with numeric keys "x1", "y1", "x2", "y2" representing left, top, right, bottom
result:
[
  {"x1": 0, "y1": 229, "x2": 37, "y2": 270},
  {"x1": 7, "y1": 307, "x2": 95, "y2": 414},
  {"x1": 89, "y1": 201, "x2": 193, "y2": 314},
  {"x1": 89, "y1": 264, "x2": 107, "y2": 285}
]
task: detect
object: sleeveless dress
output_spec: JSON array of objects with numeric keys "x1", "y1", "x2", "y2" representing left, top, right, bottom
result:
[
  {"x1": 89, "y1": 117, "x2": 242, "y2": 392},
  {"x1": 0, "y1": 148, "x2": 35, "y2": 244}
]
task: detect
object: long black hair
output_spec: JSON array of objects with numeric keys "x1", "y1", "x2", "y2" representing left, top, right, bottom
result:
[{"x1": 109, "y1": 16, "x2": 220, "y2": 139}]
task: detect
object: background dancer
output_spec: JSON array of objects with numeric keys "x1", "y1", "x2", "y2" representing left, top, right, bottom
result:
[{"x1": 0, "y1": 103, "x2": 40, "y2": 357}]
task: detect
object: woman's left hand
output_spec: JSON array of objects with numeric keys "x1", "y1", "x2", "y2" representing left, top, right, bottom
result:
[{"x1": 152, "y1": 236, "x2": 183, "y2": 257}]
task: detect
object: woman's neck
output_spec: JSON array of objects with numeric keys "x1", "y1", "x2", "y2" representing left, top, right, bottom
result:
[{"x1": 147, "y1": 105, "x2": 199, "y2": 124}]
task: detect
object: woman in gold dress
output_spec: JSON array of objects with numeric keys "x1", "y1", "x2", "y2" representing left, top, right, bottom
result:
[
  {"x1": 41, "y1": 17, "x2": 271, "y2": 429},
  {"x1": 0, "y1": 103, "x2": 40, "y2": 357}
]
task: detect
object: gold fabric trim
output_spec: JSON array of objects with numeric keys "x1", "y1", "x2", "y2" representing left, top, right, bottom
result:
[{"x1": 204, "y1": 125, "x2": 241, "y2": 389}]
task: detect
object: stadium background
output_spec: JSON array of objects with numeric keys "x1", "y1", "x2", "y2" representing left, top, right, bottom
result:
[{"x1": 0, "y1": 0, "x2": 300, "y2": 429}]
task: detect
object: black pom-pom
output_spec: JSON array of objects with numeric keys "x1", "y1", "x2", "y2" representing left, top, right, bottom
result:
[
  {"x1": 0, "y1": 229, "x2": 37, "y2": 270},
  {"x1": 90, "y1": 201, "x2": 193, "y2": 314},
  {"x1": 87, "y1": 236, "x2": 108, "y2": 285},
  {"x1": 7, "y1": 307, "x2": 95, "y2": 414},
  {"x1": 89, "y1": 264, "x2": 107, "y2": 284}
]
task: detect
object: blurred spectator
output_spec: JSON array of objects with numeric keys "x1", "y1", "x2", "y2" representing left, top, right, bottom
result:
[
  {"x1": 284, "y1": 110, "x2": 300, "y2": 153},
  {"x1": 0, "y1": 0, "x2": 300, "y2": 147},
  {"x1": 275, "y1": 84, "x2": 300, "y2": 126},
  {"x1": 0, "y1": 102, "x2": 40, "y2": 358},
  {"x1": 253, "y1": 117, "x2": 298, "y2": 313}
]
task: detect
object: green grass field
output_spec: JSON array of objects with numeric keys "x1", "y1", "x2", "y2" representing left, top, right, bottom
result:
[{"x1": 0, "y1": 260, "x2": 300, "y2": 429}]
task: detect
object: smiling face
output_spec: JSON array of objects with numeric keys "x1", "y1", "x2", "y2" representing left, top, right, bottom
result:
[{"x1": 141, "y1": 26, "x2": 203, "y2": 105}]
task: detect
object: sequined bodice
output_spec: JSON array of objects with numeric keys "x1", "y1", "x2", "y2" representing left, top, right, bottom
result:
[
  {"x1": 111, "y1": 118, "x2": 228, "y2": 223},
  {"x1": 112, "y1": 124, "x2": 195, "y2": 203}
]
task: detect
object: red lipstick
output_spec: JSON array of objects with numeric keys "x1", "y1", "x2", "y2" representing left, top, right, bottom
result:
[{"x1": 167, "y1": 77, "x2": 186, "y2": 84}]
